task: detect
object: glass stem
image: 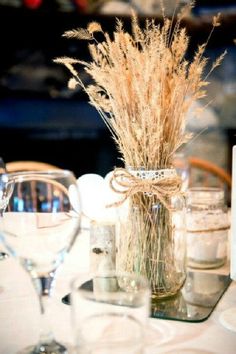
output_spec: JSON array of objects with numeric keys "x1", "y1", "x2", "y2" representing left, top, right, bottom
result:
[{"x1": 33, "y1": 273, "x2": 56, "y2": 345}]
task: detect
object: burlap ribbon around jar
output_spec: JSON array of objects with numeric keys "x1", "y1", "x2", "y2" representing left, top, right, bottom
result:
[{"x1": 107, "y1": 167, "x2": 183, "y2": 209}]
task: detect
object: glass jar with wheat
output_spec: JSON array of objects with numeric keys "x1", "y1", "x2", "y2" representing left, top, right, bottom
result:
[
  {"x1": 54, "y1": 1, "x2": 225, "y2": 299},
  {"x1": 111, "y1": 168, "x2": 187, "y2": 299}
]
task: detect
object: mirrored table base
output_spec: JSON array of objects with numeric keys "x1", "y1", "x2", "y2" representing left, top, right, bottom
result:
[
  {"x1": 151, "y1": 271, "x2": 232, "y2": 322},
  {"x1": 62, "y1": 271, "x2": 231, "y2": 323}
]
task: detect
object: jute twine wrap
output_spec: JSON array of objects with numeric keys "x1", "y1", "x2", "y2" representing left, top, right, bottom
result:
[{"x1": 107, "y1": 167, "x2": 182, "y2": 209}]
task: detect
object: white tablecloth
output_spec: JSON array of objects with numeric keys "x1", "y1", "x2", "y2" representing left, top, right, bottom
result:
[{"x1": 0, "y1": 227, "x2": 236, "y2": 354}]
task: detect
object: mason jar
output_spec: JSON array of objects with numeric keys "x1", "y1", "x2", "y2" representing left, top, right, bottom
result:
[
  {"x1": 186, "y1": 187, "x2": 230, "y2": 269},
  {"x1": 116, "y1": 168, "x2": 187, "y2": 300}
]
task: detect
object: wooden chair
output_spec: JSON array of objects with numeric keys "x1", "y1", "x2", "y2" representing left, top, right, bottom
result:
[
  {"x1": 188, "y1": 157, "x2": 232, "y2": 205},
  {"x1": 188, "y1": 157, "x2": 232, "y2": 189},
  {"x1": 173, "y1": 154, "x2": 232, "y2": 203},
  {"x1": 6, "y1": 160, "x2": 61, "y2": 173}
]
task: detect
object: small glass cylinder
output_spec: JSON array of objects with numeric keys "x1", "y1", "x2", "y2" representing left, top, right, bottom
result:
[
  {"x1": 90, "y1": 220, "x2": 116, "y2": 275},
  {"x1": 186, "y1": 187, "x2": 230, "y2": 269}
]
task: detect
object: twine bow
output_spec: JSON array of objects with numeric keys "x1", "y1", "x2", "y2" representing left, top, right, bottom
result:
[{"x1": 107, "y1": 167, "x2": 182, "y2": 209}]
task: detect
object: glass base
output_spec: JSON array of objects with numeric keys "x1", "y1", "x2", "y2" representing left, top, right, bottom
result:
[
  {"x1": 19, "y1": 340, "x2": 72, "y2": 354},
  {"x1": 151, "y1": 277, "x2": 186, "y2": 300}
]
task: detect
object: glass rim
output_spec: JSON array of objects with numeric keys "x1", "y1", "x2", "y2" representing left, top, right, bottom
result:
[
  {"x1": 187, "y1": 186, "x2": 224, "y2": 193},
  {"x1": 187, "y1": 186, "x2": 225, "y2": 203},
  {"x1": 8, "y1": 169, "x2": 75, "y2": 181}
]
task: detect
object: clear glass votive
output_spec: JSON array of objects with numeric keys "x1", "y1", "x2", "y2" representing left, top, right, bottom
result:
[
  {"x1": 70, "y1": 272, "x2": 151, "y2": 354},
  {"x1": 186, "y1": 187, "x2": 230, "y2": 269}
]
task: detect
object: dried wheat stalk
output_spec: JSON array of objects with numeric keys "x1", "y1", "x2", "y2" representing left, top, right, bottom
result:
[
  {"x1": 54, "y1": 6, "x2": 225, "y2": 170},
  {"x1": 54, "y1": 3, "x2": 225, "y2": 297}
]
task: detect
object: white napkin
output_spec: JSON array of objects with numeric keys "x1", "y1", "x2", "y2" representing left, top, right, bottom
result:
[{"x1": 77, "y1": 171, "x2": 129, "y2": 223}]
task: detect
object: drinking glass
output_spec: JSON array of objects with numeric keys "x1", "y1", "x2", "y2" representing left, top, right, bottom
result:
[
  {"x1": 0, "y1": 170, "x2": 81, "y2": 353},
  {"x1": 0, "y1": 157, "x2": 13, "y2": 260},
  {"x1": 71, "y1": 272, "x2": 150, "y2": 354}
]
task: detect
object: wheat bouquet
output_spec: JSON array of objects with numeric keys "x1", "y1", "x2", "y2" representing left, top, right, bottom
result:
[{"x1": 55, "y1": 2, "x2": 225, "y2": 298}]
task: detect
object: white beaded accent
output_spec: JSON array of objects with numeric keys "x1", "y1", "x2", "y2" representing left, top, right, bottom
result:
[{"x1": 128, "y1": 169, "x2": 177, "y2": 180}]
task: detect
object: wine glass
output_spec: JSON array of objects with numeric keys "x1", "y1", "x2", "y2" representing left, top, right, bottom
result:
[
  {"x1": 0, "y1": 157, "x2": 14, "y2": 295},
  {"x1": 0, "y1": 157, "x2": 13, "y2": 260},
  {"x1": 0, "y1": 169, "x2": 81, "y2": 353}
]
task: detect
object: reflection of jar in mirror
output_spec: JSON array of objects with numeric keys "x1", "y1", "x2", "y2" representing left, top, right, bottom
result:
[
  {"x1": 186, "y1": 187, "x2": 230, "y2": 269},
  {"x1": 182, "y1": 272, "x2": 223, "y2": 308}
]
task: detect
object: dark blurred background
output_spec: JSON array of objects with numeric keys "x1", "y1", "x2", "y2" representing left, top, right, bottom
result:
[{"x1": 0, "y1": 0, "x2": 236, "y2": 177}]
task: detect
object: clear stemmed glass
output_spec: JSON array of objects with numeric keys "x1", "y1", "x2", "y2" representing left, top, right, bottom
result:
[
  {"x1": 0, "y1": 169, "x2": 81, "y2": 353},
  {"x1": 0, "y1": 156, "x2": 13, "y2": 261}
]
